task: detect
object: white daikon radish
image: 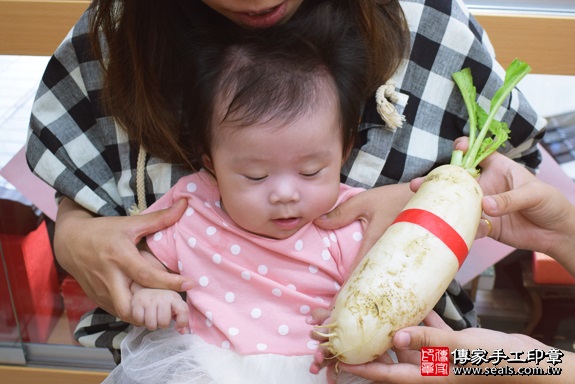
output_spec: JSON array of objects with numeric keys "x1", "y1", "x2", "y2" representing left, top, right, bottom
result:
[{"x1": 319, "y1": 59, "x2": 532, "y2": 365}]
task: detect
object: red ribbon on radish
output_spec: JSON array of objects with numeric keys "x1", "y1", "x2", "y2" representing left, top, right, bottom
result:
[{"x1": 392, "y1": 208, "x2": 468, "y2": 267}]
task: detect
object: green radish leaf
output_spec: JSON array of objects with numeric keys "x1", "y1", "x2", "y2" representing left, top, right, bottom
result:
[
  {"x1": 452, "y1": 68, "x2": 478, "y2": 148},
  {"x1": 491, "y1": 59, "x2": 531, "y2": 113},
  {"x1": 452, "y1": 58, "x2": 531, "y2": 175}
]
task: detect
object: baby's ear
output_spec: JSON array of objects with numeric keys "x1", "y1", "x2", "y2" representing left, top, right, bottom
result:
[{"x1": 202, "y1": 154, "x2": 214, "y2": 172}]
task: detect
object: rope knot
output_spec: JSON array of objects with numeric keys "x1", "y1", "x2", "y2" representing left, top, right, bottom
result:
[{"x1": 375, "y1": 80, "x2": 405, "y2": 132}]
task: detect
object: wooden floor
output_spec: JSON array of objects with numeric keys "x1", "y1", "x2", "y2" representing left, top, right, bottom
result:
[{"x1": 0, "y1": 365, "x2": 108, "y2": 384}]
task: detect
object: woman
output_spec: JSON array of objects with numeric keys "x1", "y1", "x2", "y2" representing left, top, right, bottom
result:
[{"x1": 26, "y1": 0, "x2": 545, "y2": 352}]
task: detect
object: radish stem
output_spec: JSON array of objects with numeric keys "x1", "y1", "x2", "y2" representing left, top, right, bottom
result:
[{"x1": 451, "y1": 59, "x2": 531, "y2": 176}]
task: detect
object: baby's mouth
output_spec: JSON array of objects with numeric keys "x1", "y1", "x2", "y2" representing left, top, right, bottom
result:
[{"x1": 272, "y1": 217, "x2": 302, "y2": 230}]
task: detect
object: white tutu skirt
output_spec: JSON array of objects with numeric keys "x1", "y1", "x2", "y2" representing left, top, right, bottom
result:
[{"x1": 102, "y1": 326, "x2": 372, "y2": 384}]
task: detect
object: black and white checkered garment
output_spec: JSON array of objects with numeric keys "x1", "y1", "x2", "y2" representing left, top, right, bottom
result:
[{"x1": 27, "y1": 0, "x2": 546, "y2": 353}]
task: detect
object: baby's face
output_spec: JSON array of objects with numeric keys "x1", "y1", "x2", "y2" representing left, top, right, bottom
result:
[{"x1": 208, "y1": 97, "x2": 344, "y2": 240}]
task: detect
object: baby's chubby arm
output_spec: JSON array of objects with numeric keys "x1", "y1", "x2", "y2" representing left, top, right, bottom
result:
[{"x1": 130, "y1": 245, "x2": 190, "y2": 332}]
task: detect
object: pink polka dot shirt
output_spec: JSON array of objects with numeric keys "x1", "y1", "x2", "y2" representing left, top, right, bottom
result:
[{"x1": 145, "y1": 170, "x2": 364, "y2": 356}]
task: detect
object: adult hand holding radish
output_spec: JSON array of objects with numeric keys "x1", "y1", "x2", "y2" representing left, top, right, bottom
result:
[
  {"x1": 338, "y1": 310, "x2": 575, "y2": 384},
  {"x1": 314, "y1": 183, "x2": 415, "y2": 268},
  {"x1": 452, "y1": 136, "x2": 575, "y2": 269},
  {"x1": 409, "y1": 136, "x2": 566, "y2": 244},
  {"x1": 334, "y1": 144, "x2": 575, "y2": 383},
  {"x1": 314, "y1": 59, "x2": 533, "y2": 366}
]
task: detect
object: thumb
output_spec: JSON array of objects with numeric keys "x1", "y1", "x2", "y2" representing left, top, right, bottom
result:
[
  {"x1": 131, "y1": 198, "x2": 188, "y2": 240},
  {"x1": 306, "y1": 307, "x2": 331, "y2": 325},
  {"x1": 408, "y1": 176, "x2": 425, "y2": 193},
  {"x1": 314, "y1": 197, "x2": 364, "y2": 230},
  {"x1": 394, "y1": 311, "x2": 453, "y2": 350},
  {"x1": 394, "y1": 326, "x2": 455, "y2": 352},
  {"x1": 482, "y1": 186, "x2": 533, "y2": 218}
]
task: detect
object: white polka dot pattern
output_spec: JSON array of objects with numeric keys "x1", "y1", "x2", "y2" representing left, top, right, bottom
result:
[
  {"x1": 251, "y1": 308, "x2": 262, "y2": 319},
  {"x1": 145, "y1": 171, "x2": 365, "y2": 356},
  {"x1": 205, "y1": 311, "x2": 213, "y2": 327},
  {"x1": 278, "y1": 324, "x2": 289, "y2": 336},
  {"x1": 256, "y1": 343, "x2": 268, "y2": 351},
  {"x1": 307, "y1": 340, "x2": 319, "y2": 350},
  {"x1": 295, "y1": 240, "x2": 304, "y2": 251}
]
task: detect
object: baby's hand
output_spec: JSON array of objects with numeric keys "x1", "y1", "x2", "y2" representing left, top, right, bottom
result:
[
  {"x1": 307, "y1": 308, "x2": 339, "y2": 383},
  {"x1": 131, "y1": 288, "x2": 189, "y2": 332}
]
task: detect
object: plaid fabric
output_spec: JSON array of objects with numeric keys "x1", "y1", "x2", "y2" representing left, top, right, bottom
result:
[
  {"x1": 343, "y1": 0, "x2": 546, "y2": 189},
  {"x1": 27, "y1": 0, "x2": 545, "y2": 351}
]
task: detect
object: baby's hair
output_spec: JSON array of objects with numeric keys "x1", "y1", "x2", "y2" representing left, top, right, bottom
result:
[
  {"x1": 214, "y1": 41, "x2": 332, "y2": 131},
  {"x1": 181, "y1": 3, "x2": 369, "y2": 163},
  {"x1": 90, "y1": 0, "x2": 406, "y2": 167}
]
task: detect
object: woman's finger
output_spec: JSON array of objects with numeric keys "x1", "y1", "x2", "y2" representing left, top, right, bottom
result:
[
  {"x1": 313, "y1": 192, "x2": 371, "y2": 230},
  {"x1": 408, "y1": 176, "x2": 425, "y2": 193},
  {"x1": 129, "y1": 198, "x2": 188, "y2": 241}
]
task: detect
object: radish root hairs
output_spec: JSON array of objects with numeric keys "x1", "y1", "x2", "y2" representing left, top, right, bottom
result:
[
  {"x1": 320, "y1": 59, "x2": 532, "y2": 365},
  {"x1": 314, "y1": 323, "x2": 380, "y2": 360}
]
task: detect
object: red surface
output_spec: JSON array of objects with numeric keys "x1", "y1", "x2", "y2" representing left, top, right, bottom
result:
[
  {"x1": 60, "y1": 274, "x2": 97, "y2": 339},
  {"x1": 0, "y1": 221, "x2": 63, "y2": 342},
  {"x1": 532, "y1": 251, "x2": 575, "y2": 285}
]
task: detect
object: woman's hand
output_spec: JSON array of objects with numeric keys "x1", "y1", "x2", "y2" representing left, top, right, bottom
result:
[
  {"x1": 477, "y1": 153, "x2": 575, "y2": 265},
  {"x1": 454, "y1": 138, "x2": 575, "y2": 270},
  {"x1": 337, "y1": 311, "x2": 573, "y2": 384},
  {"x1": 410, "y1": 138, "x2": 575, "y2": 271},
  {"x1": 53, "y1": 197, "x2": 191, "y2": 323},
  {"x1": 336, "y1": 313, "x2": 450, "y2": 383},
  {"x1": 314, "y1": 183, "x2": 414, "y2": 263}
]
